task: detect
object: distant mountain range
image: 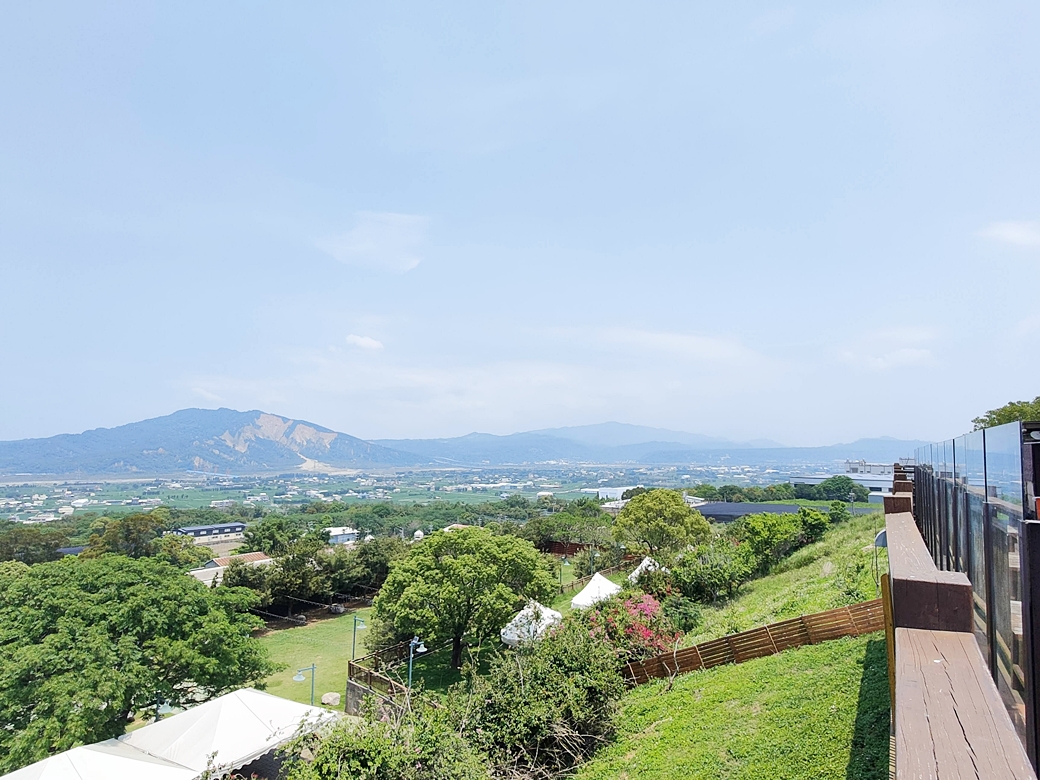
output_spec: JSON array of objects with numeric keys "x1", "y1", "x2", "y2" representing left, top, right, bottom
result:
[
  {"x1": 0, "y1": 409, "x2": 929, "y2": 476},
  {"x1": 0, "y1": 409, "x2": 414, "y2": 476}
]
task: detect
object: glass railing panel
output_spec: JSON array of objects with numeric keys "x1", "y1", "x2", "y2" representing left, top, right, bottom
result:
[
  {"x1": 961, "y1": 429, "x2": 989, "y2": 656},
  {"x1": 985, "y1": 422, "x2": 1026, "y2": 741}
]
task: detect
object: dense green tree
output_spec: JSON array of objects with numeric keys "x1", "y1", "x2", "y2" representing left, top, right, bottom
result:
[
  {"x1": 152, "y1": 533, "x2": 213, "y2": 569},
  {"x1": 0, "y1": 555, "x2": 274, "y2": 772},
  {"x1": 814, "y1": 476, "x2": 869, "y2": 503},
  {"x1": 612, "y1": 490, "x2": 710, "y2": 559},
  {"x1": 973, "y1": 396, "x2": 1040, "y2": 430},
  {"x1": 373, "y1": 527, "x2": 555, "y2": 668},
  {"x1": 672, "y1": 541, "x2": 754, "y2": 603},
  {"x1": 521, "y1": 511, "x2": 610, "y2": 550},
  {"x1": 321, "y1": 537, "x2": 408, "y2": 597},
  {"x1": 241, "y1": 515, "x2": 303, "y2": 556},
  {"x1": 799, "y1": 506, "x2": 830, "y2": 542},
  {"x1": 0, "y1": 525, "x2": 69, "y2": 564},
  {"x1": 717, "y1": 485, "x2": 746, "y2": 503},
  {"x1": 80, "y1": 513, "x2": 164, "y2": 558},
  {"x1": 736, "y1": 513, "x2": 802, "y2": 573},
  {"x1": 621, "y1": 486, "x2": 647, "y2": 500}
]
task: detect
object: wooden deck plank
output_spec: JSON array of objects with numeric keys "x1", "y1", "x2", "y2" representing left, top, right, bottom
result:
[{"x1": 894, "y1": 628, "x2": 1035, "y2": 780}]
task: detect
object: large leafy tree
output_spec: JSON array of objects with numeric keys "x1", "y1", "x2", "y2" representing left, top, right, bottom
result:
[
  {"x1": 0, "y1": 524, "x2": 69, "y2": 564},
  {"x1": 373, "y1": 527, "x2": 555, "y2": 668},
  {"x1": 973, "y1": 396, "x2": 1040, "y2": 430},
  {"x1": 80, "y1": 513, "x2": 164, "y2": 558},
  {"x1": 612, "y1": 490, "x2": 710, "y2": 559},
  {"x1": 0, "y1": 555, "x2": 275, "y2": 772}
]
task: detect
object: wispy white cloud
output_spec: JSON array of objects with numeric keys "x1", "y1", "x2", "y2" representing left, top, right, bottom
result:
[
  {"x1": 191, "y1": 387, "x2": 224, "y2": 402},
  {"x1": 838, "y1": 327, "x2": 937, "y2": 371},
  {"x1": 345, "y1": 334, "x2": 384, "y2": 350},
  {"x1": 317, "y1": 212, "x2": 430, "y2": 272},
  {"x1": 977, "y1": 220, "x2": 1040, "y2": 248}
]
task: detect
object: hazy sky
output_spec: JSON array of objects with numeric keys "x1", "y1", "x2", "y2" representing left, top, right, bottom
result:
[{"x1": 2, "y1": 2, "x2": 1039, "y2": 446}]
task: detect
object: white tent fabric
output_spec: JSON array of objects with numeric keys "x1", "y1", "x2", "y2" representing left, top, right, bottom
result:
[
  {"x1": 627, "y1": 556, "x2": 660, "y2": 583},
  {"x1": 570, "y1": 572, "x2": 621, "y2": 610},
  {"x1": 500, "y1": 600, "x2": 563, "y2": 647},
  {"x1": 120, "y1": 688, "x2": 337, "y2": 774},
  {"x1": 2, "y1": 739, "x2": 197, "y2": 780}
]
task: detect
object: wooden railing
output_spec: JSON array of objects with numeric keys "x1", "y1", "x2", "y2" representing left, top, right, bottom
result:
[
  {"x1": 623, "y1": 599, "x2": 885, "y2": 686},
  {"x1": 560, "y1": 560, "x2": 636, "y2": 594},
  {"x1": 886, "y1": 473, "x2": 1037, "y2": 779}
]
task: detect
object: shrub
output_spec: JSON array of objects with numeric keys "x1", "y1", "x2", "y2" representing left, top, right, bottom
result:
[
  {"x1": 634, "y1": 566, "x2": 672, "y2": 599},
  {"x1": 737, "y1": 513, "x2": 802, "y2": 574},
  {"x1": 283, "y1": 701, "x2": 488, "y2": 780},
  {"x1": 576, "y1": 593, "x2": 680, "y2": 662},
  {"x1": 798, "y1": 507, "x2": 829, "y2": 543},
  {"x1": 449, "y1": 619, "x2": 624, "y2": 778},
  {"x1": 661, "y1": 595, "x2": 701, "y2": 633},
  {"x1": 828, "y1": 501, "x2": 853, "y2": 525},
  {"x1": 671, "y1": 541, "x2": 754, "y2": 603}
]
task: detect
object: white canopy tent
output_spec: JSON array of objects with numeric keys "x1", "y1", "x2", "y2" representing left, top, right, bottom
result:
[
  {"x1": 120, "y1": 688, "x2": 337, "y2": 775},
  {"x1": 570, "y1": 572, "x2": 622, "y2": 610},
  {"x1": 1, "y1": 690, "x2": 337, "y2": 780},
  {"x1": 2, "y1": 740, "x2": 197, "y2": 780},
  {"x1": 627, "y1": 556, "x2": 661, "y2": 583},
  {"x1": 500, "y1": 600, "x2": 563, "y2": 647}
]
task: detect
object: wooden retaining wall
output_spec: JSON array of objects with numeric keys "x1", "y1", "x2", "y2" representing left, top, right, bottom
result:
[{"x1": 623, "y1": 599, "x2": 885, "y2": 685}]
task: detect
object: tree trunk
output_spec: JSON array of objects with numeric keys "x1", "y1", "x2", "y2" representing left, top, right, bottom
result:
[{"x1": 451, "y1": 634, "x2": 464, "y2": 669}]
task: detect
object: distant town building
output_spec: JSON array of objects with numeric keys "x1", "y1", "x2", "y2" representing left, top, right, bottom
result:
[
  {"x1": 443, "y1": 523, "x2": 471, "y2": 532},
  {"x1": 209, "y1": 499, "x2": 238, "y2": 510},
  {"x1": 169, "y1": 522, "x2": 247, "y2": 545},
  {"x1": 324, "y1": 526, "x2": 359, "y2": 545}
]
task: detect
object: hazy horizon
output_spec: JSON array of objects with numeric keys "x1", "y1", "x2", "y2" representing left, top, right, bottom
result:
[
  {"x1": 3, "y1": 2, "x2": 1038, "y2": 446},
  {"x1": 0, "y1": 406, "x2": 929, "y2": 450}
]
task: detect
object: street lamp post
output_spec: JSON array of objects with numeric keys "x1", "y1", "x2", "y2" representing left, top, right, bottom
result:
[
  {"x1": 407, "y1": 636, "x2": 427, "y2": 690},
  {"x1": 293, "y1": 663, "x2": 317, "y2": 706},
  {"x1": 351, "y1": 614, "x2": 367, "y2": 660}
]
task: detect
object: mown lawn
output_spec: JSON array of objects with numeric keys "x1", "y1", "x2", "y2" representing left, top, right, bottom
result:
[
  {"x1": 684, "y1": 512, "x2": 887, "y2": 646},
  {"x1": 575, "y1": 635, "x2": 890, "y2": 780},
  {"x1": 259, "y1": 605, "x2": 374, "y2": 707}
]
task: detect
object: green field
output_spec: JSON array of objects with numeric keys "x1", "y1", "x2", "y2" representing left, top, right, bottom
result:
[{"x1": 574, "y1": 634, "x2": 889, "y2": 780}]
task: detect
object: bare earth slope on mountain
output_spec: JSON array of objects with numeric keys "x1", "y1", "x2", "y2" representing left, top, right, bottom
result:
[{"x1": 0, "y1": 408, "x2": 420, "y2": 476}]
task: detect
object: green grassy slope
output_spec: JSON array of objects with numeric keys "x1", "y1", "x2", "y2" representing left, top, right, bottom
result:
[
  {"x1": 576, "y1": 635, "x2": 890, "y2": 780},
  {"x1": 685, "y1": 512, "x2": 887, "y2": 645}
]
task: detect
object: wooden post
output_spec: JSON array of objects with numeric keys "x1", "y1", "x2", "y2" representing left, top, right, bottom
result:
[{"x1": 881, "y1": 572, "x2": 896, "y2": 727}]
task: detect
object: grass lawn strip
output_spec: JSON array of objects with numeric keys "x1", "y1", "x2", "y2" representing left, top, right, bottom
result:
[{"x1": 575, "y1": 635, "x2": 890, "y2": 780}]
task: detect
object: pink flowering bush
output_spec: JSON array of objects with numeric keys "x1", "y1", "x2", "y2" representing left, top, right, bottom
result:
[{"x1": 578, "y1": 593, "x2": 680, "y2": 662}]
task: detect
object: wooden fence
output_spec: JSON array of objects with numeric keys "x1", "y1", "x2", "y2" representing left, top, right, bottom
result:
[
  {"x1": 560, "y1": 560, "x2": 636, "y2": 594},
  {"x1": 623, "y1": 598, "x2": 886, "y2": 685}
]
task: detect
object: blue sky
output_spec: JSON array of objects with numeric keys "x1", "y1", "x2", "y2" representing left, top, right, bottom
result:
[{"x1": 2, "y1": 1, "x2": 1039, "y2": 446}]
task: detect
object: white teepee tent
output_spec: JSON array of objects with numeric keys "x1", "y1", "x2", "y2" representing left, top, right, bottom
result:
[
  {"x1": 500, "y1": 600, "x2": 563, "y2": 647},
  {"x1": 570, "y1": 572, "x2": 621, "y2": 610}
]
